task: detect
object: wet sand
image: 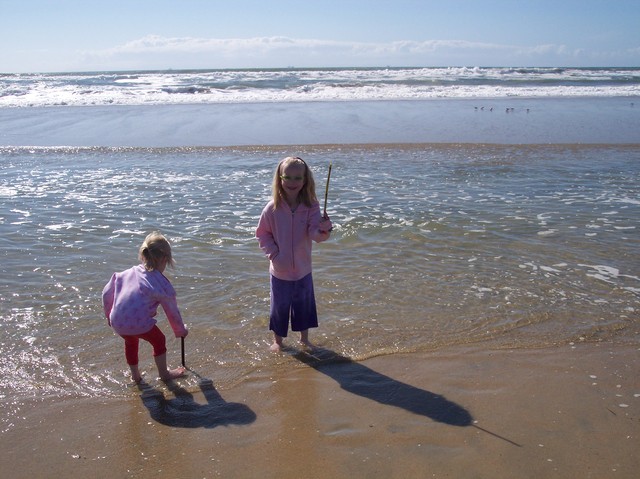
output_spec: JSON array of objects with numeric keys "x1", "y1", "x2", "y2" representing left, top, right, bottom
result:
[
  {"x1": 3, "y1": 341, "x2": 638, "y2": 478},
  {"x1": 1, "y1": 97, "x2": 639, "y2": 147}
]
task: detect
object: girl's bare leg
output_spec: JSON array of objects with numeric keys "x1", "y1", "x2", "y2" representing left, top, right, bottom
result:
[
  {"x1": 154, "y1": 353, "x2": 186, "y2": 381},
  {"x1": 129, "y1": 364, "x2": 143, "y2": 383}
]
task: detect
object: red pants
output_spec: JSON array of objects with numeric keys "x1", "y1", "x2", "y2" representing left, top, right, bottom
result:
[{"x1": 120, "y1": 325, "x2": 167, "y2": 366}]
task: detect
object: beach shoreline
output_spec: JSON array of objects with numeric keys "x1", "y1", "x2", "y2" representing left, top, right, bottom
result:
[
  {"x1": 1, "y1": 97, "x2": 638, "y2": 147},
  {"x1": 3, "y1": 340, "x2": 638, "y2": 479},
  {"x1": 2, "y1": 64, "x2": 639, "y2": 479},
  {"x1": 1, "y1": 91, "x2": 639, "y2": 478}
]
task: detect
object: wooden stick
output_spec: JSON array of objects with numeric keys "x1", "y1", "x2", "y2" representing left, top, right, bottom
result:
[
  {"x1": 181, "y1": 337, "x2": 186, "y2": 367},
  {"x1": 323, "y1": 162, "x2": 332, "y2": 218}
]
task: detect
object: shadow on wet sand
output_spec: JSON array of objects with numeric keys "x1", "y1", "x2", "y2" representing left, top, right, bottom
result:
[
  {"x1": 139, "y1": 373, "x2": 256, "y2": 429},
  {"x1": 291, "y1": 347, "x2": 472, "y2": 427},
  {"x1": 291, "y1": 346, "x2": 521, "y2": 446}
]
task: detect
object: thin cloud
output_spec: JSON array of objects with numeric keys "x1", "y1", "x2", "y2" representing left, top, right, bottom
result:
[
  {"x1": 78, "y1": 35, "x2": 632, "y2": 69},
  {"x1": 89, "y1": 35, "x2": 513, "y2": 56}
]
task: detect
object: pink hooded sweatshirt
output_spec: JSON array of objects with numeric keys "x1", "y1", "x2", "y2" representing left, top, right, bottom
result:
[
  {"x1": 102, "y1": 264, "x2": 188, "y2": 337},
  {"x1": 256, "y1": 200, "x2": 329, "y2": 281}
]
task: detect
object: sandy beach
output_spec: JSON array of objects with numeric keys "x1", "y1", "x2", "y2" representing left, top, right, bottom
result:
[
  {"x1": 2, "y1": 341, "x2": 638, "y2": 478},
  {"x1": 2, "y1": 88, "x2": 639, "y2": 478}
]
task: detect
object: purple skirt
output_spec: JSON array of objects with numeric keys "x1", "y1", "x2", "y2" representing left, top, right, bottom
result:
[{"x1": 269, "y1": 273, "x2": 318, "y2": 337}]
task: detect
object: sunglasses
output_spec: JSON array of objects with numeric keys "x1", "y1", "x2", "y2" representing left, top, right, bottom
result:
[{"x1": 280, "y1": 175, "x2": 305, "y2": 181}]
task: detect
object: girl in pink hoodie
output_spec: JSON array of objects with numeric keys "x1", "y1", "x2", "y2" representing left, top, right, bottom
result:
[
  {"x1": 102, "y1": 232, "x2": 188, "y2": 383},
  {"x1": 256, "y1": 157, "x2": 333, "y2": 351}
]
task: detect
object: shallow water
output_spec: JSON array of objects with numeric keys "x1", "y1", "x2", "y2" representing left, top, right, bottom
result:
[{"x1": 1, "y1": 143, "x2": 639, "y2": 428}]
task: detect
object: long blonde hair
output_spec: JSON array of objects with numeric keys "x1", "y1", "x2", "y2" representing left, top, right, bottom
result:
[
  {"x1": 139, "y1": 231, "x2": 174, "y2": 271},
  {"x1": 271, "y1": 156, "x2": 317, "y2": 210}
]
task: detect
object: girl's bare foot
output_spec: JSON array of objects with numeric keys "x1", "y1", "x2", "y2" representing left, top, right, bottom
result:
[
  {"x1": 299, "y1": 330, "x2": 316, "y2": 350},
  {"x1": 154, "y1": 353, "x2": 185, "y2": 381},
  {"x1": 160, "y1": 367, "x2": 186, "y2": 381},
  {"x1": 270, "y1": 334, "x2": 284, "y2": 352}
]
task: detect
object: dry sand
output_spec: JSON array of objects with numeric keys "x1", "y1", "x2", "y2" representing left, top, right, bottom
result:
[{"x1": 2, "y1": 341, "x2": 639, "y2": 478}]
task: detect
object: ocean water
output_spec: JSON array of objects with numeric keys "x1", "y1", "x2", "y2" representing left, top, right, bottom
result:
[
  {"x1": 1, "y1": 66, "x2": 639, "y2": 107},
  {"x1": 1, "y1": 144, "x2": 639, "y2": 407},
  {"x1": 1, "y1": 67, "x2": 639, "y2": 432}
]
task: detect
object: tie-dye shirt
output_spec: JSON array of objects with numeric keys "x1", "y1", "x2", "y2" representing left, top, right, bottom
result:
[{"x1": 102, "y1": 264, "x2": 187, "y2": 337}]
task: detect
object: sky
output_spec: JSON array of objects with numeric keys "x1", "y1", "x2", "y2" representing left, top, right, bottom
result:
[{"x1": 1, "y1": 0, "x2": 639, "y2": 73}]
